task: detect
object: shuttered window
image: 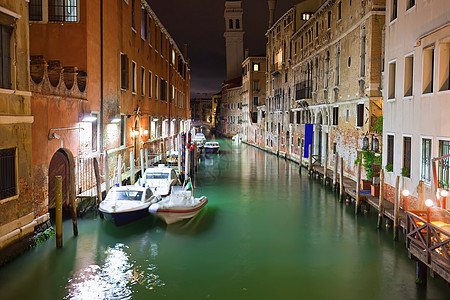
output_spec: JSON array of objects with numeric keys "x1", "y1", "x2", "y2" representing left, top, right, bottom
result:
[
  {"x1": 0, "y1": 148, "x2": 16, "y2": 200},
  {"x1": 120, "y1": 53, "x2": 129, "y2": 90},
  {"x1": 356, "y1": 103, "x2": 364, "y2": 127},
  {"x1": 0, "y1": 24, "x2": 11, "y2": 89}
]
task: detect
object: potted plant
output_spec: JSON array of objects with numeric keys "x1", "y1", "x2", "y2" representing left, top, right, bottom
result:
[
  {"x1": 386, "y1": 163, "x2": 393, "y2": 172},
  {"x1": 361, "y1": 150, "x2": 375, "y2": 190}
]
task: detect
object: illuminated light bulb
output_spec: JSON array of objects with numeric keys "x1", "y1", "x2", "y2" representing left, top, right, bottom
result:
[
  {"x1": 425, "y1": 199, "x2": 434, "y2": 207},
  {"x1": 402, "y1": 189, "x2": 410, "y2": 197},
  {"x1": 440, "y1": 190, "x2": 448, "y2": 197}
]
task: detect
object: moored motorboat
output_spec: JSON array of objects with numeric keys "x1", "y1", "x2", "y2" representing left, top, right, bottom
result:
[
  {"x1": 99, "y1": 185, "x2": 160, "y2": 226},
  {"x1": 204, "y1": 141, "x2": 220, "y2": 153},
  {"x1": 139, "y1": 164, "x2": 179, "y2": 196},
  {"x1": 148, "y1": 184, "x2": 208, "y2": 225},
  {"x1": 193, "y1": 132, "x2": 206, "y2": 148}
]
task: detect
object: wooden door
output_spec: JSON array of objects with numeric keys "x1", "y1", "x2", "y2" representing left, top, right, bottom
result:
[{"x1": 48, "y1": 150, "x2": 69, "y2": 209}]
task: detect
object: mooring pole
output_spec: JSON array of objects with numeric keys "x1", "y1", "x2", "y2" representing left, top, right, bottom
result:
[
  {"x1": 130, "y1": 151, "x2": 135, "y2": 185},
  {"x1": 104, "y1": 151, "x2": 110, "y2": 194},
  {"x1": 70, "y1": 186, "x2": 78, "y2": 236},
  {"x1": 394, "y1": 175, "x2": 400, "y2": 240},
  {"x1": 377, "y1": 169, "x2": 385, "y2": 229},
  {"x1": 144, "y1": 148, "x2": 149, "y2": 170},
  {"x1": 339, "y1": 157, "x2": 344, "y2": 202},
  {"x1": 333, "y1": 154, "x2": 338, "y2": 192},
  {"x1": 117, "y1": 154, "x2": 122, "y2": 186},
  {"x1": 308, "y1": 144, "x2": 312, "y2": 176},
  {"x1": 323, "y1": 154, "x2": 328, "y2": 187},
  {"x1": 355, "y1": 161, "x2": 362, "y2": 214},
  {"x1": 55, "y1": 176, "x2": 63, "y2": 248},
  {"x1": 415, "y1": 260, "x2": 427, "y2": 286},
  {"x1": 93, "y1": 157, "x2": 102, "y2": 205},
  {"x1": 140, "y1": 148, "x2": 145, "y2": 181}
]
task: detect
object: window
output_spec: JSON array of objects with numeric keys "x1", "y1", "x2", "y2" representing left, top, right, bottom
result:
[
  {"x1": 253, "y1": 63, "x2": 260, "y2": 72},
  {"x1": 120, "y1": 115, "x2": 126, "y2": 146},
  {"x1": 253, "y1": 80, "x2": 260, "y2": 91},
  {"x1": 391, "y1": 0, "x2": 397, "y2": 21},
  {"x1": 236, "y1": 19, "x2": 240, "y2": 29},
  {"x1": 160, "y1": 79, "x2": 167, "y2": 100},
  {"x1": 148, "y1": 16, "x2": 152, "y2": 45},
  {"x1": 131, "y1": 0, "x2": 135, "y2": 29},
  {"x1": 387, "y1": 135, "x2": 394, "y2": 167},
  {"x1": 403, "y1": 136, "x2": 411, "y2": 177},
  {"x1": 253, "y1": 97, "x2": 259, "y2": 106},
  {"x1": 356, "y1": 103, "x2": 364, "y2": 127},
  {"x1": 141, "y1": 6, "x2": 147, "y2": 40},
  {"x1": 160, "y1": 31, "x2": 163, "y2": 56},
  {"x1": 335, "y1": 43, "x2": 340, "y2": 85},
  {"x1": 229, "y1": 19, "x2": 233, "y2": 29},
  {"x1": 315, "y1": 22, "x2": 319, "y2": 37},
  {"x1": 388, "y1": 61, "x2": 396, "y2": 99},
  {"x1": 346, "y1": 109, "x2": 349, "y2": 122},
  {"x1": 327, "y1": 11, "x2": 331, "y2": 28},
  {"x1": 91, "y1": 113, "x2": 98, "y2": 152},
  {"x1": 29, "y1": 0, "x2": 43, "y2": 21},
  {"x1": 148, "y1": 71, "x2": 152, "y2": 98},
  {"x1": 131, "y1": 61, "x2": 137, "y2": 94},
  {"x1": 0, "y1": 24, "x2": 11, "y2": 89},
  {"x1": 325, "y1": 50, "x2": 330, "y2": 88},
  {"x1": 438, "y1": 141, "x2": 450, "y2": 188},
  {"x1": 360, "y1": 26, "x2": 366, "y2": 77},
  {"x1": 332, "y1": 107, "x2": 338, "y2": 125},
  {"x1": 406, "y1": 0, "x2": 415, "y2": 11},
  {"x1": 0, "y1": 148, "x2": 16, "y2": 200},
  {"x1": 140, "y1": 67, "x2": 145, "y2": 96},
  {"x1": 404, "y1": 55, "x2": 413, "y2": 97},
  {"x1": 301, "y1": 13, "x2": 311, "y2": 21},
  {"x1": 423, "y1": 47, "x2": 434, "y2": 94},
  {"x1": 421, "y1": 138, "x2": 431, "y2": 183},
  {"x1": 120, "y1": 53, "x2": 129, "y2": 90},
  {"x1": 49, "y1": 0, "x2": 78, "y2": 22},
  {"x1": 439, "y1": 41, "x2": 450, "y2": 91},
  {"x1": 338, "y1": 2, "x2": 342, "y2": 20}
]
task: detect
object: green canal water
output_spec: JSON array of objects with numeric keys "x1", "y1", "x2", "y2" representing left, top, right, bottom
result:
[{"x1": 0, "y1": 140, "x2": 449, "y2": 299}]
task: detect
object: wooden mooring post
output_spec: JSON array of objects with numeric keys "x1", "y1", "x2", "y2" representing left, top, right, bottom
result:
[
  {"x1": 144, "y1": 148, "x2": 149, "y2": 170},
  {"x1": 333, "y1": 154, "x2": 338, "y2": 192},
  {"x1": 93, "y1": 158, "x2": 102, "y2": 205},
  {"x1": 393, "y1": 175, "x2": 400, "y2": 241},
  {"x1": 377, "y1": 169, "x2": 385, "y2": 229},
  {"x1": 130, "y1": 151, "x2": 135, "y2": 185},
  {"x1": 323, "y1": 155, "x2": 328, "y2": 186},
  {"x1": 339, "y1": 157, "x2": 344, "y2": 202},
  {"x1": 55, "y1": 176, "x2": 63, "y2": 248},
  {"x1": 140, "y1": 149, "x2": 145, "y2": 180},
  {"x1": 104, "y1": 151, "x2": 110, "y2": 194},
  {"x1": 355, "y1": 161, "x2": 362, "y2": 214},
  {"x1": 308, "y1": 144, "x2": 312, "y2": 176}
]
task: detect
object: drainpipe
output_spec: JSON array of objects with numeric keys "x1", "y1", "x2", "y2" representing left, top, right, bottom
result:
[{"x1": 100, "y1": 0, "x2": 104, "y2": 152}]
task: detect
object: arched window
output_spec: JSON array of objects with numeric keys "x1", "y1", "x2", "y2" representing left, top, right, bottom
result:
[
  {"x1": 236, "y1": 19, "x2": 240, "y2": 29},
  {"x1": 229, "y1": 19, "x2": 233, "y2": 29}
]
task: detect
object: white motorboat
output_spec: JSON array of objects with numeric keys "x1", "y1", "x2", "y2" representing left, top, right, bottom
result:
[
  {"x1": 139, "y1": 164, "x2": 179, "y2": 196},
  {"x1": 192, "y1": 132, "x2": 206, "y2": 147},
  {"x1": 232, "y1": 133, "x2": 242, "y2": 143},
  {"x1": 99, "y1": 185, "x2": 160, "y2": 226},
  {"x1": 148, "y1": 182, "x2": 208, "y2": 225},
  {"x1": 204, "y1": 141, "x2": 220, "y2": 153}
]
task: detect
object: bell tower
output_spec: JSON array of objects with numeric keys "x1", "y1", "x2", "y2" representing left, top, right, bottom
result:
[
  {"x1": 224, "y1": 1, "x2": 244, "y2": 80},
  {"x1": 268, "y1": 0, "x2": 277, "y2": 28}
]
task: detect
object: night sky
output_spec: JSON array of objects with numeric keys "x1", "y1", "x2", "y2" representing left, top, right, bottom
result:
[{"x1": 147, "y1": 0, "x2": 299, "y2": 98}]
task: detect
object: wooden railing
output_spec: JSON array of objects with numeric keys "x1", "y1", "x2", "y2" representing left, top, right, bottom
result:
[
  {"x1": 311, "y1": 154, "x2": 321, "y2": 166},
  {"x1": 406, "y1": 210, "x2": 450, "y2": 273}
]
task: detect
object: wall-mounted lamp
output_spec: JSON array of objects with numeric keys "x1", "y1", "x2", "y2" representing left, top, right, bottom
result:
[
  {"x1": 372, "y1": 136, "x2": 379, "y2": 152},
  {"x1": 362, "y1": 135, "x2": 369, "y2": 150},
  {"x1": 143, "y1": 129, "x2": 149, "y2": 135},
  {"x1": 111, "y1": 117, "x2": 121, "y2": 123},
  {"x1": 82, "y1": 115, "x2": 97, "y2": 122}
]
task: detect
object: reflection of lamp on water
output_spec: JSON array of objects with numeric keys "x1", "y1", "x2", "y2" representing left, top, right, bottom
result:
[
  {"x1": 425, "y1": 199, "x2": 434, "y2": 223},
  {"x1": 440, "y1": 189, "x2": 448, "y2": 209},
  {"x1": 402, "y1": 189, "x2": 410, "y2": 211}
]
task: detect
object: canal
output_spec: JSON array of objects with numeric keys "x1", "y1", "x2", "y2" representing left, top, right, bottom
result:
[{"x1": 0, "y1": 140, "x2": 449, "y2": 299}]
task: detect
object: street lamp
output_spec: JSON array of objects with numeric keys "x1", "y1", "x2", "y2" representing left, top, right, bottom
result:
[
  {"x1": 362, "y1": 135, "x2": 369, "y2": 150},
  {"x1": 425, "y1": 199, "x2": 434, "y2": 223},
  {"x1": 402, "y1": 189, "x2": 410, "y2": 211},
  {"x1": 440, "y1": 189, "x2": 448, "y2": 210},
  {"x1": 372, "y1": 136, "x2": 379, "y2": 152}
]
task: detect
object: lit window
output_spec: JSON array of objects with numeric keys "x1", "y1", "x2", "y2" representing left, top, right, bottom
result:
[
  {"x1": 404, "y1": 55, "x2": 413, "y2": 97},
  {"x1": 388, "y1": 60, "x2": 396, "y2": 99},
  {"x1": 253, "y1": 63, "x2": 260, "y2": 72},
  {"x1": 439, "y1": 41, "x2": 450, "y2": 91},
  {"x1": 301, "y1": 13, "x2": 311, "y2": 21},
  {"x1": 423, "y1": 47, "x2": 434, "y2": 94}
]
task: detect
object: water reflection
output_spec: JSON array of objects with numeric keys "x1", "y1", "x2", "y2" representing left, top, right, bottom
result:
[
  {"x1": 162, "y1": 206, "x2": 218, "y2": 236},
  {"x1": 66, "y1": 243, "x2": 165, "y2": 299}
]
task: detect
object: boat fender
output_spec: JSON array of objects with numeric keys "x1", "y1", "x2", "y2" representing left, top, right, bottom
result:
[{"x1": 149, "y1": 203, "x2": 159, "y2": 213}]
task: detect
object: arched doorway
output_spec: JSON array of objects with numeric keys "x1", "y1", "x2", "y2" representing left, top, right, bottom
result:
[{"x1": 48, "y1": 149, "x2": 75, "y2": 210}]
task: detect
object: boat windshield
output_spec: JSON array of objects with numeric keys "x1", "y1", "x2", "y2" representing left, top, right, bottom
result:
[
  {"x1": 109, "y1": 190, "x2": 143, "y2": 201},
  {"x1": 146, "y1": 172, "x2": 169, "y2": 179}
]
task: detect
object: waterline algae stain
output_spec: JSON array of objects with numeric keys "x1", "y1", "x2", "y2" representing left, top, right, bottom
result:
[{"x1": 0, "y1": 140, "x2": 448, "y2": 299}]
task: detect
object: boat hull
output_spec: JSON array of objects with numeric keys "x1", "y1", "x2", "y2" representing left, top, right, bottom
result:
[
  {"x1": 100, "y1": 207, "x2": 149, "y2": 226},
  {"x1": 152, "y1": 197, "x2": 208, "y2": 225},
  {"x1": 205, "y1": 147, "x2": 219, "y2": 153}
]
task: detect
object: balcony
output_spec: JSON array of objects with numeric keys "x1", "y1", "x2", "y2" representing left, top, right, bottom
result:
[{"x1": 295, "y1": 81, "x2": 312, "y2": 100}]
